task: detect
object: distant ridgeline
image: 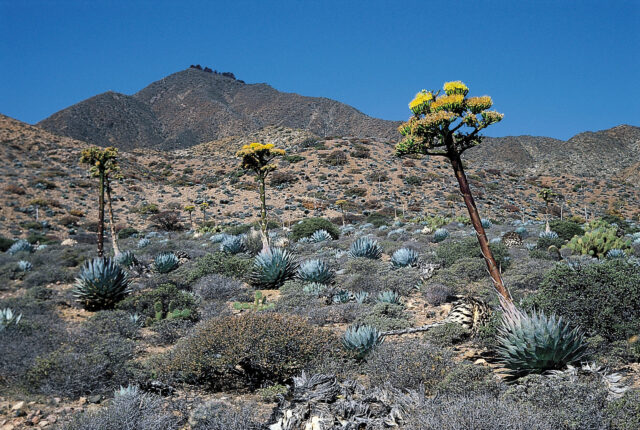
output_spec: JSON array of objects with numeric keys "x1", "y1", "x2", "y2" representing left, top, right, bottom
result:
[{"x1": 188, "y1": 64, "x2": 244, "y2": 83}]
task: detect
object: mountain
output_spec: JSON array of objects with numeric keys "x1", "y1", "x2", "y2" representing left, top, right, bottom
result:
[
  {"x1": 472, "y1": 125, "x2": 640, "y2": 177},
  {"x1": 37, "y1": 68, "x2": 400, "y2": 150}
]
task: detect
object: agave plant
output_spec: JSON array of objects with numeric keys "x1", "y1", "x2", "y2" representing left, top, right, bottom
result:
[
  {"x1": 342, "y1": 324, "x2": 384, "y2": 359},
  {"x1": 114, "y1": 384, "x2": 140, "y2": 398},
  {"x1": 348, "y1": 237, "x2": 382, "y2": 259},
  {"x1": 376, "y1": 290, "x2": 401, "y2": 305},
  {"x1": 515, "y1": 226, "x2": 529, "y2": 238},
  {"x1": 129, "y1": 312, "x2": 143, "y2": 326},
  {"x1": 137, "y1": 238, "x2": 151, "y2": 249},
  {"x1": 390, "y1": 248, "x2": 419, "y2": 268},
  {"x1": 481, "y1": 218, "x2": 493, "y2": 229},
  {"x1": 605, "y1": 248, "x2": 627, "y2": 259},
  {"x1": 250, "y1": 247, "x2": 298, "y2": 289},
  {"x1": 297, "y1": 259, "x2": 334, "y2": 284},
  {"x1": 115, "y1": 250, "x2": 138, "y2": 268},
  {"x1": 6, "y1": 239, "x2": 33, "y2": 255},
  {"x1": 310, "y1": 229, "x2": 332, "y2": 243},
  {"x1": 220, "y1": 235, "x2": 246, "y2": 254},
  {"x1": 73, "y1": 257, "x2": 131, "y2": 310},
  {"x1": 496, "y1": 300, "x2": 589, "y2": 378},
  {"x1": 303, "y1": 282, "x2": 327, "y2": 296},
  {"x1": 433, "y1": 228, "x2": 449, "y2": 243},
  {"x1": 17, "y1": 260, "x2": 32, "y2": 272},
  {"x1": 539, "y1": 231, "x2": 559, "y2": 240},
  {"x1": 210, "y1": 233, "x2": 231, "y2": 244},
  {"x1": 354, "y1": 291, "x2": 369, "y2": 304},
  {"x1": 0, "y1": 308, "x2": 22, "y2": 331},
  {"x1": 332, "y1": 290, "x2": 352, "y2": 304},
  {"x1": 154, "y1": 252, "x2": 179, "y2": 273}
]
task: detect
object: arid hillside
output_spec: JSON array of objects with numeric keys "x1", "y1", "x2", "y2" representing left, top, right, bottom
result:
[
  {"x1": 37, "y1": 67, "x2": 401, "y2": 150},
  {"x1": 1, "y1": 113, "x2": 638, "y2": 240}
]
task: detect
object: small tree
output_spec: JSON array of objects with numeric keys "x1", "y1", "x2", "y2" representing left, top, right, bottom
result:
[
  {"x1": 199, "y1": 202, "x2": 209, "y2": 223},
  {"x1": 184, "y1": 204, "x2": 195, "y2": 228},
  {"x1": 236, "y1": 142, "x2": 286, "y2": 249},
  {"x1": 395, "y1": 81, "x2": 510, "y2": 301},
  {"x1": 336, "y1": 199, "x2": 348, "y2": 226},
  {"x1": 80, "y1": 147, "x2": 119, "y2": 257},
  {"x1": 537, "y1": 187, "x2": 557, "y2": 230}
]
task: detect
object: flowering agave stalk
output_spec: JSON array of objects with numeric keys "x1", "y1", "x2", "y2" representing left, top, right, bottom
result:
[
  {"x1": 236, "y1": 142, "x2": 286, "y2": 250},
  {"x1": 396, "y1": 81, "x2": 510, "y2": 301}
]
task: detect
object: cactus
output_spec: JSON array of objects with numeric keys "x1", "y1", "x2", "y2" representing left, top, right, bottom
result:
[
  {"x1": 539, "y1": 231, "x2": 559, "y2": 240},
  {"x1": 137, "y1": 238, "x2": 151, "y2": 249},
  {"x1": 390, "y1": 248, "x2": 419, "y2": 268},
  {"x1": 220, "y1": 235, "x2": 246, "y2": 254},
  {"x1": 433, "y1": 228, "x2": 449, "y2": 243},
  {"x1": 497, "y1": 301, "x2": 588, "y2": 378},
  {"x1": 348, "y1": 237, "x2": 382, "y2": 259},
  {"x1": 153, "y1": 252, "x2": 179, "y2": 273},
  {"x1": 114, "y1": 385, "x2": 140, "y2": 398},
  {"x1": 297, "y1": 259, "x2": 334, "y2": 284},
  {"x1": 481, "y1": 218, "x2": 493, "y2": 229},
  {"x1": 605, "y1": 248, "x2": 627, "y2": 259},
  {"x1": 342, "y1": 324, "x2": 384, "y2": 359},
  {"x1": 210, "y1": 233, "x2": 231, "y2": 244},
  {"x1": 564, "y1": 221, "x2": 631, "y2": 259},
  {"x1": 515, "y1": 226, "x2": 528, "y2": 238},
  {"x1": 232, "y1": 291, "x2": 275, "y2": 311},
  {"x1": 72, "y1": 257, "x2": 131, "y2": 310},
  {"x1": 376, "y1": 290, "x2": 401, "y2": 305},
  {"x1": 6, "y1": 239, "x2": 33, "y2": 255},
  {"x1": 250, "y1": 247, "x2": 298, "y2": 289}
]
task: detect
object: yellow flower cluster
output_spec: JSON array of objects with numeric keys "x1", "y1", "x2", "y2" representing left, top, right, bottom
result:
[
  {"x1": 409, "y1": 90, "x2": 434, "y2": 112},
  {"x1": 430, "y1": 94, "x2": 464, "y2": 113},
  {"x1": 236, "y1": 142, "x2": 285, "y2": 157},
  {"x1": 466, "y1": 96, "x2": 493, "y2": 114},
  {"x1": 481, "y1": 111, "x2": 504, "y2": 125},
  {"x1": 443, "y1": 81, "x2": 469, "y2": 96}
]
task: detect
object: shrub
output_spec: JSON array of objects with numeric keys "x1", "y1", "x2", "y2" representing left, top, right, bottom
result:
[
  {"x1": 153, "y1": 252, "x2": 179, "y2": 273},
  {"x1": 341, "y1": 324, "x2": 383, "y2": 359},
  {"x1": 297, "y1": 259, "x2": 334, "y2": 284},
  {"x1": 118, "y1": 227, "x2": 139, "y2": 239},
  {"x1": 157, "y1": 313, "x2": 335, "y2": 390},
  {"x1": 435, "y1": 236, "x2": 510, "y2": 269},
  {"x1": 606, "y1": 389, "x2": 640, "y2": 430},
  {"x1": 72, "y1": 257, "x2": 131, "y2": 311},
  {"x1": 365, "y1": 212, "x2": 391, "y2": 227},
  {"x1": 497, "y1": 303, "x2": 588, "y2": 378},
  {"x1": 64, "y1": 390, "x2": 182, "y2": 430},
  {"x1": 549, "y1": 219, "x2": 584, "y2": 241},
  {"x1": 185, "y1": 252, "x2": 253, "y2": 284},
  {"x1": 189, "y1": 401, "x2": 263, "y2": 430},
  {"x1": 354, "y1": 302, "x2": 411, "y2": 331},
  {"x1": 291, "y1": 217, "x2": 340, "y2": 241},
  {"x1": 532, "y1": 259, "x2": 640, "y2": 341},
  {"x1": 390, "y1": 248, "x2": 419, "y2": 268},
  {"x1": 193, "y1": 274, "x2": 250, "y2": 302},
  {"x1": 116, "y1": 283, "x2": 199, "y2": 326},
  {"x1": 27, "y1": 317, "x2": 135, "y2": 397},
  {"x1": 250, "y1": 247, "x2": 298, "y2": 289},
  {"x1": 0, "y1": 236, "x2": 14, "y2": 252},
  {"x1": 364, "y1": 338, "x2": 454, "y2": 391},
  {"x1": 348, "y1": 237, "x2": 382, "y2": 259},
  {"x1": 435, "y1": 363, "x2": 503, "y2": 396},
  {"x1": 151, "y1": 319, "x2": 194, "y2": 345},
  {"x1": 324, "y1": 150, "x2": 348, "y2": 166}
]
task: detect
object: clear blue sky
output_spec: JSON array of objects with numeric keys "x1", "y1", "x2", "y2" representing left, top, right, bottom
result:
[{"x1": 1, "y1": 0, "x2": 638, "y2": 140}]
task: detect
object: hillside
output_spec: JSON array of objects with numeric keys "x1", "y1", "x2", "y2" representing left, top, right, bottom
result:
[
  {"x1": 2, "y1": 114, "x2": 639, "y2": 239},
  {"x1": 37, "y1": 68, "x2": 401, "y2": 150}
]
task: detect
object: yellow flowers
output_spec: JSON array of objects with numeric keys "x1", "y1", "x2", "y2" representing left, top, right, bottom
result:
[
  {"x1": 235, "y1": 142, "x2": 285, "y2": 158},
  {"x1": 184, "y1": 205, "x2": 195, "y2": 212},
  {"x1": 236, "y1": 141, "x2": 285, "y2": 177},
  {"x1": 430, "y1": 94, "x2": 464, "y2": 113},
  {"x1": 443, "y1": 81, "x2": 469, "y2": 96},
  {"x1": 409, "y1": 90, "x2": 434, "y2": 114},
  {"x1": 466, "y1": 96, "x2": 493, "y2": 114}
]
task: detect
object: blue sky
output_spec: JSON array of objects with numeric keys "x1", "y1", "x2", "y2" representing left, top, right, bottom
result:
[{"x1": 1, "y1": 0, "x2": 638, "y2": 139}]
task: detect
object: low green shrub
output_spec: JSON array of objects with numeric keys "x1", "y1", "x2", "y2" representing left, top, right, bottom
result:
[
  {"x1": 549, "y1": 219, "x2": 583, "y2": 241},
  {"x1": 116, "y1": 283, "x2": 199, "y2": 326},
  {"x1": 184, "y1": 252, "x2": 253, "y2": 284},
  {"x1": 435, "y1": 237, "x2": 510, "y2": 269},
  {"x1": 531, "y1": 259, "x2": 640, "y2": 341},
  {"x1": 157, "y1": 313, "x2": 335, "y2": 390},
  {"x1": 291, "y1": 217, "x2": 340, "y2": 241}
]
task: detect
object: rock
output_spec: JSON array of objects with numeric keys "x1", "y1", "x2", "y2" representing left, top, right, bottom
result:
[
  {"x1": 88, "y1": 395, "x2": 101, "y2": 404},
  {"x1": 60, "y1": 238, "x2": 77, "y2": 246},
  {"x1": 78, "y1": 397, "x2": 87, "y2": 406},
  {"x1": 11, "y1": 402, "x2": 24, "y2": 412}
]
